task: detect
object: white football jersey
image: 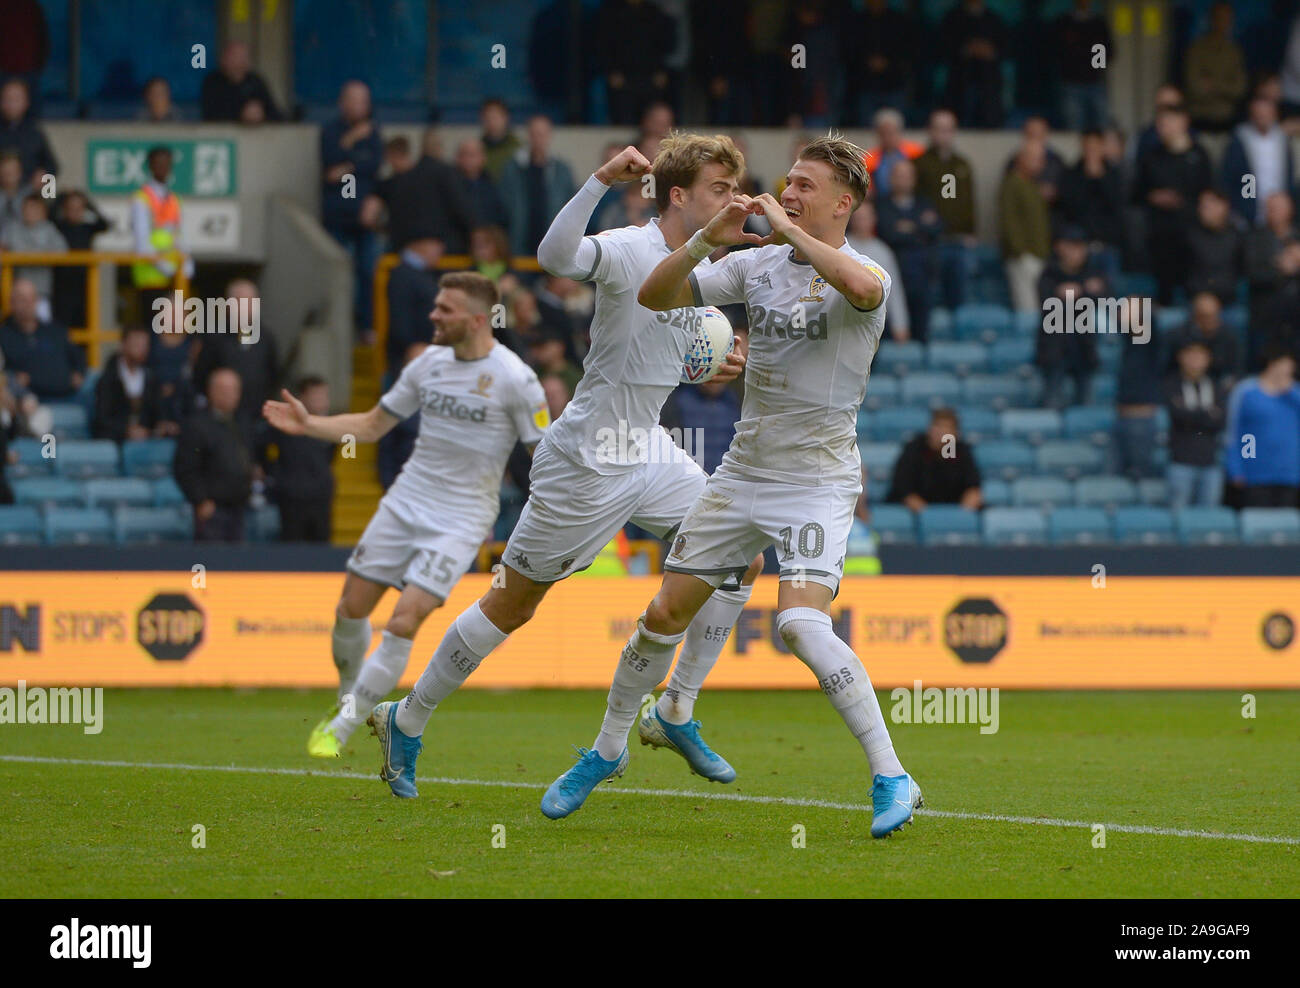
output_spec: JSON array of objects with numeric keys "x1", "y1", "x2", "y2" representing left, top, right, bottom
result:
[
  {"x1": 379, "y1": 343, "x2": 549, "y2": 532},
  {"x1": 688, "y1": 241, "x2": 890, "y2": 488},
  {"x1": 543, "y1": 218, "x2": 715, "y2": 474}
]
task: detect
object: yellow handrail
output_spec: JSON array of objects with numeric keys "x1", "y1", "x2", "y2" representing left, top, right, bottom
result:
[
  {"x1": 372, "y1": 253, "x2": 543, "y2": 381},
  {"x1": 0, "y1": 251, "x2": 190, "y2": 369}
]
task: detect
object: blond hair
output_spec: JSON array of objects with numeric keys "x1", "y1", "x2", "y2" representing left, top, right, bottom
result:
[
  {"x1": 650, "y1": 132, "x2": 745, "y2": 212},
  {"x1": 798, "y1": 134, "x2": 871, "y2": 208},
  {"x1": 439, "y1": 271, "x2": 499, "y2": 313}
]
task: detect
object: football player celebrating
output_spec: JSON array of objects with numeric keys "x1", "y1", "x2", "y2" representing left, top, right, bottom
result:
[
  {"x1": 549, "y1": 136, "x2": 922, "y2": 837},
  {"x1": 263, "y1": 273, "x2": 548, "y2": 758},
  {"x1": 370, "y1": 136, "x2": 764, "y2": 803}
]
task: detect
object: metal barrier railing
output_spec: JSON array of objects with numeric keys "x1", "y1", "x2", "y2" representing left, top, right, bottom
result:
[{"x1": 0, "y1": 251, "x2": 190, "y2": 369}]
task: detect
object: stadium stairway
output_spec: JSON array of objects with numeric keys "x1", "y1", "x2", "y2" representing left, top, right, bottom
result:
[{"x1": 331, "y1": 344, "x2": 384, "y2": 545}]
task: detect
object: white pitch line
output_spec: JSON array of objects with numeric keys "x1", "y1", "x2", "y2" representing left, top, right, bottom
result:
[{"x1": 3, "y1": 754, "x2": 1298, "y2": 847}]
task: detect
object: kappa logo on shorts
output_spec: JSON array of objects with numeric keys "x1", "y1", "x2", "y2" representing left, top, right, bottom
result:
[
  {"x1": 671, "y1": 534, "x2": 687, "y2": 558},
  {"x1": 510, "y1": 550, "x2": 533, "y2": 572},
  {"x1": 560, "y1": 557, "x2": 576, "y2": 572}
]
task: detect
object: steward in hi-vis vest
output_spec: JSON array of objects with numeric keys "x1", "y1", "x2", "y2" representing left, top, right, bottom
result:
[{"x1": 131, "y1": 146, "x2": 192, "y2": 289}]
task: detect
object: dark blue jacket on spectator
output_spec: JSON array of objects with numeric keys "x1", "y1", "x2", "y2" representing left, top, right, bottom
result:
[
  {"x1": 0, "y1": 317, "x2": 84, "y2": 399},
  {"x1": 660, "y1": 384, "x2": 740, "y2": 476},
  {"x1": 1221, "y1": 129, "x2": 1294, "y2": 227},
  {"x1": 1223, "y1": 379, "x2": 1300, "y2": 485},
  {"x1": 377, "y1": 410, "x2": 418, "y2": 490},
  {"x1": 320, "y1": 117, "x2": 383, "y2": 231},
  {"x1": 1116, "y1": 323, "x2": 1165, "y2": 405},
  {"x1": 386, "y1": 253, "x2": 438, "y2": 375},
  {"x1": 148, "y1": 336, "x2": 197, "y2": 424}
]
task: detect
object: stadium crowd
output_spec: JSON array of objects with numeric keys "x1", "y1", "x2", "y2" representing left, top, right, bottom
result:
[{"x1": 2, "y1": 0, "x2": 1300, "y2": 545}]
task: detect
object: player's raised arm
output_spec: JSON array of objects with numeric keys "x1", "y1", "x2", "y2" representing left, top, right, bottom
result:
[
  {"x1": 638, "y1": 196, "x2": 761, "y2": 310},
  {"x1": 263, "y1": 389, "x2": 399, "y2": 443},
  {"x1": 751, "y1": 192, "x2": 884, "y2": 311},
  {"x1": 536, "y1": 145, "x2": 651, "y2": 280}
]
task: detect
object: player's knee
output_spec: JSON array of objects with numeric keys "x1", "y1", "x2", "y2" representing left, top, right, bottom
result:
[
  {"x1": 336, "y1": 597, "x2": 367, "y2": 622},
  {"x1": 645, "y1": 595, "x2": 690, "y2": 636},
  {"x1": 384, "y1": 611, "x2": 420, "y2": 639}
]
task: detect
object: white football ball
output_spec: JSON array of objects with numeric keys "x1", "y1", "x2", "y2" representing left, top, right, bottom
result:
[{"x1": 680, "y1": 306, "x2": 735, "y2": 384}]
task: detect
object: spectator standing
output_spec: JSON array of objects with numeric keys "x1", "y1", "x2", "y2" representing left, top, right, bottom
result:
[
  {"x1": 385, "y1": 238, "x2": 440, "y2": 378},
  {"x1": 0, "y1": 78, "x2": 56, "y2": 186},
  {"x1": 1114, "y1": 296, "x2": 1164, "y2": 480},
  {"x1": 1000, "y1": 141, "x2": 1052, "y2": 313},
  {"x1": 524, "y1": 327, "x2": 583, "y2": 397},
  {"x1": 130, "y1": 146, "x2": 193, "y2": 308},
  {"x1": 1, "y1": 193, "x2": 67, "y2": 314},
  {"x1": 938, "y1": 0, "x2": 1008, "y2": 128},
  {"x1": 469, "y1": 226, "x2": 513, "y2": 285},
  {"x1": 595, "y1": 0, "x2": 677, "y2": 125},
  {"x1": 1004, "y1": 116, "x2": 1066, "y2": 206},
  {"x1": 321, "y1": 81, "x2": 383, "y2": 335},
  {"x1": 383, "y1": 136, "x2": 414, "y2": 177},
  {"x1": 0, "y1": 277, "x2": 83, "y2": 400},
  {"x1": 848, "y1": 200, "x2": 910, "y2": 342},
  {"x1": 1133, "y1": 104, "x2": 1213, "y2": 304},
  {"x1": 1054, "y1": 0, "x2": 1112, "y2": 131},
  {"x1": 148, "y1": 295, "x2": 197, "y2": 426},
  {"x1": 499, "y1": 115, "x2": 576, "y2": 257},
  {"x1": 174, "y1": 367, "x2": 256, "y2": 542},
  {"x1": 138, "y1": 77, "x2": 181, "y2": 122},
  {"x1": 1245, "y1": 192, "x2": 1300, "y2": 364},
  {"x1": 1222, "y1": 93, "x2": 1294, "y2": 227},
  {"x1": 1168, "y1": 291, "x2": 1241, "y2": 386},
  {"x1": 660, "y1": 378, "x2": 741, "y2": 476},
  {"x1": 192, "y1": 278, "x2": 280, "y2": 423},
  {"x1": 1164, "y1": 340, "x2": 1226, "y2": 509},
  {"x1": 92, "y1": 325, "x2": 170, "y2": 442},
  {"x1": 1057, "y1": 129, "x2": 1125, "y2": 257},
  {"x1": 454, "y1": 138, "x2": 508, "y2": 230},
  {"x1": 200, "y1": 41, "x2": 282, "y2": 123},
  {"x1": 1224, "y1": 346, "x2": 1300, "y2": 507},
  {"x1": 1037, "y1": 227, "x2": 1109, "y2": 408},
  {"x1": 0, "y1": 151, "x2": 22, "y2": 230},
  {"x1": 1185, "y1": 189, "x2": 1243, "y2": 307},
  {"x1": 479, "y1": 99, "x2": 520, "y2": 182},
  {"x1": 51, "y1": 190, "x2": 109, "y2": 328},
  {"x1": 266, "y1": 376, "x2": 335, "y2": 542},
  {"x1": 914, "y1": 109, "x2": 977, "y2": 310},
  {"x1": 866, "y1": 108, "x2": 924, "y2": 200},
  {"x1": 1183, "y1": 2, "x2": 1247, "y2": 133},
  {"x1": 372, "y1": 147, "x2": 475, "y2": 255},
  {"x1": 887, "y1": 408, "x2": 983, "y2": 512},
  {"x1": 876, "y1": 159, "x2": 940, "y2": 341}
]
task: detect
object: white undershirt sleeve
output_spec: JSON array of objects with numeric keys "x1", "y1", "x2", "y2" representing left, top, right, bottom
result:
[{"x1": 536, "y1": 174, "x2": 610, "y2": 281}]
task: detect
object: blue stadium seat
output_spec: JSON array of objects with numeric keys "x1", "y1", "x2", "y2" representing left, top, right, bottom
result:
[
  {"x1": 1113, "y1": 506, "x2": 1176, "y2": 544},
  {"x1": 953, "y1": 406, "x2": 1000, "y2": 442},
  {"x1": 46, "y1": 403, "x2": 89, "y2": 439},
  {"x1": 1075, "y1": 475, "x2": 1139, "y2": 509},
  {"x1": 901, "y1": 372, "x2": 962, "y2": 407},
  {"x1": 5, "y1": 437, "x2": 53, "y2": 478},
  {"x1": 12, "y1": 476, "x2": 84, "y2": 506},
  {"x1": 1000, "y1": 409, "x2": 1062, "y2": 443},
  {"x1": 847, "y1": 519, "x2": 878, "y2": 557},
  {"x1": 1049, "y1": 507, "x2": 1112, "y2": 545},
  {"x1": 1090, "y1": 374, "x2": 1118, "y2": 403},
  {"x1": 987, "y1": 338, "x2": 1035, "y2": 373},
  {"x1": 1095, "y1": 337, "x2": 1122, "y2": 371},
  {"x1": 249, "y1": 505, "x2": 281, "y2": 542},
  {"x1": 1222, "y1": 305, "x2": 1248, "y2": 339},
  {"x1": 1137, "y1": 478, "x2": 1169, "y2": 505},
  {"x1": 982, "y1": 507, "x2": 1047, "y2": 545},
  {"x1": 1239, "y1": 508, "x2": 1300, "y2": 545},
  {"x1": 1011, "y1": 310, "x2": 1041, "y2": 336},
  {"x1": 45, "y1": 507, "x2": 115, "y2": 545},
  {"x1": 928, "y1": 307, "x2": 953, "y2": 339},
  {"x1": 52, "y1": 440, "x2": 120, "y2": 479},
  {"x1": 926, "y1": 341, "x2": 988, "y2": 375},
  {"x1": 1154, "y1": 307, "x2": 1187, "y2": 333},
  {"x1": 962, "y1": 373, "x2": 1033, "y2": 409},
  {"x1": 953, "y1": 303, "x2": 1012, "y2": 342},
  {"x1": 982, "y1": 478, "x2": 1012, "y2": 506},
  {"x1": 0, "y1": 505, "x2": 44, "y2": 545},
  {"x1": 1174, "y1": 507, "x2": 1239, "y2": 545},
  {"x1": 918, "y1": 505, "x2": 981, "y2": 545},
  {"x1": 863, "y1": 375, "x2": 900, "y2": 410},
  {"x1": 1011, "y1": 475, "x2": 1073, "y2": 508},
  {"x1": 1035, "y1": 440, "x2": 1107, "y2": 478},
  {"x1": 152, "y1": 476, "x2": 186, "y2": 506},
  {"x1": 856, "y1": 408, "x2": 872, "y2": 437},
  {"x1": 1063, "y1": 405, "x2": 1116, "y2": 443},
  {"x1": 869, "y1": 504, "x2": 916, "y2": 545},
  {"x1": 115, "y1": 506, "x2": 194, "y2": 544},
  {"x1": 859, "y1": 442, "x2": 901, "y2": 482},
  {"x1": 122, "y1": 439, "x2": 178, "y2": 478},
  {"x1": 873, "y1": 342, "x2": 926, "y2": 376},
  {"x1": 869, "y1": 407, "x2": 929, "y2": 442},
  {"x1": 84, "y1": 477, "x2": 156, "y2": 508},
  {"x1": 974, "y1": 439, "x2": 1037, "y2": 480},
  {"x1": 866, "y1": 477, "x2": 888, "y2": 503},
  {"x1": 1117, "y1": 273, "x2": 1157, "y2": 297}
]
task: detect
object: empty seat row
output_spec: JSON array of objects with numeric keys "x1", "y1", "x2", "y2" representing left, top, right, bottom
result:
[
  {"x1": 0, "y1": 503, "x2": 285, "y2": 545},
  {"x1": 861, "y1": 372, "x2": 1119, "y2": 410},
  {"x1": 5, "y1": 438, "x2": 176, "y2": 480},
  {"x1": 873, "y1": 338, "x2": 1125, "y2": 377},
  {"x1": 856, "y1": 405, "x2": 1148, "y2": 445},
  {"x1": 860, "y1": 437, "x2": 1161, "y2": 484},
  {"x1": 865, "y1": 506, "x2": 1300, "y2": 547},
  {"x1": 10, "y1": 475, "x2": 185, "y2": 508}
]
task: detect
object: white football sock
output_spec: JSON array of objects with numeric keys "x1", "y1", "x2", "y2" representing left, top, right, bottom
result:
[
  {"x1": 658, "y1": 583, "x2": 753, "y2": 725},
  {"x1": 331, "y1": 615, "x2": 371, "y2": 702},
  {"x1": 329, "y1": 630, "x2": 412, "y2": 744},
  {"x1": 594, "y1": 616, "x2": 685, "y2": 761},
  {"x1": 775, "y1": 606, "x2": 904, "y2": 778},
  {"x1": 396, "y1": 601, "x2": 508, "y2": 737}
]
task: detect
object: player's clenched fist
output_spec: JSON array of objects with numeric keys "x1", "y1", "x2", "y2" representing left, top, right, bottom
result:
[{"x1": 595, "y1": 145, "x2": 653, "y2": 186}]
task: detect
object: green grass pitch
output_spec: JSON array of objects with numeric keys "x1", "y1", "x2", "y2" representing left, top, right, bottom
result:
[{"x1": 2, "y1": 689, "x2": 1297, "y2": 898}]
